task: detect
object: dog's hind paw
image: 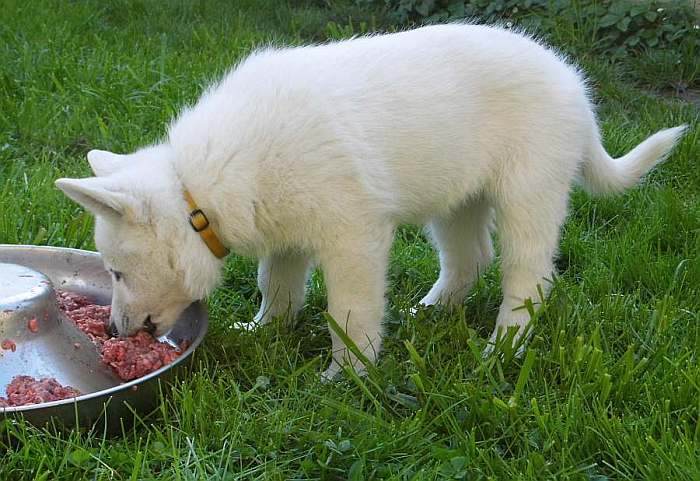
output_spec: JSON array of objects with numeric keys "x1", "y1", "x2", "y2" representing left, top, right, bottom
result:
[
  {"x1": 320, "y1": 361, "x2": 344, "y2": 383},
  {"x1": 320, "y1": 359, "x2": 368, "y2": 382}
]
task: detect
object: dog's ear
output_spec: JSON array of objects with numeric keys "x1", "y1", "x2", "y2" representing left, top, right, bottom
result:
[
  {"x1": 87, "y1": 150, "x2": 128, "y2": 177},
  {"x1": 55, "y1": 177, "x2": 135, "y2": 220}
]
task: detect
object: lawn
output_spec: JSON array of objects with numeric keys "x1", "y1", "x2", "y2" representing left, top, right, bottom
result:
[{"x1": 1, "y1": 0, "x2": 699, "y2": 479}]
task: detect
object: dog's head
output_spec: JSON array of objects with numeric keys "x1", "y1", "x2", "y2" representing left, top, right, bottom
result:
[{"x1": 55, "y1": 148, "x2": 201, "y2": 337}]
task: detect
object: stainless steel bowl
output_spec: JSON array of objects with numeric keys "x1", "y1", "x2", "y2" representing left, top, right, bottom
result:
[{"x1": 0, "y1": 245, "x2": 208, "y2": 430}]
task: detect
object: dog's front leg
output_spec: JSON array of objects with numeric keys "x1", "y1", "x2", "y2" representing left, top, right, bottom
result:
[
  {"x1": 319, "y1": 224, "x2": 393, "y2": 380},
  {"x1": 254, "y1": 251, "x2": 312, "y2": 327}
]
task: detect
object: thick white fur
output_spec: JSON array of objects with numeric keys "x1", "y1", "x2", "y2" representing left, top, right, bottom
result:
[{"x1": 56, "y1": 24, "x2": 685, "y2": 378}]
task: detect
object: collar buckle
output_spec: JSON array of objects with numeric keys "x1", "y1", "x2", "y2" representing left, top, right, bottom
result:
[
  {"x1": 188, "y1": 209, "x2": 210, "y2": 233},
  {"x1": 183, "y1": 189, "x2": 230, "y2": 259}
]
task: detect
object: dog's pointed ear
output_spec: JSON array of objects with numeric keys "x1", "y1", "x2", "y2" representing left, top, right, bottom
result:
[
  {"x1": 55, "y1": 177, "x2": 134, "y2": 219},
  {"x1": 87, "y1": 150, "x2": 128, "y2": 177}
]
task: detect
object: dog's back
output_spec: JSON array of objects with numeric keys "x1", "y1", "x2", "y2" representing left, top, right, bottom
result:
[{"x1": 171, "y1": 24, "x2": 594, "y2": 226}]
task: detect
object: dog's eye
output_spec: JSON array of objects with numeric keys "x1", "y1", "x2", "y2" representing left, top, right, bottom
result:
[{"x1": 109, "y1": 269, "x2": 123, "y2": 282}]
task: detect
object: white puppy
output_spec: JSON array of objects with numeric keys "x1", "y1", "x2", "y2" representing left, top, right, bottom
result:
[{"x1": 56, "y1": 24, "x2": 685, "y2": 378}]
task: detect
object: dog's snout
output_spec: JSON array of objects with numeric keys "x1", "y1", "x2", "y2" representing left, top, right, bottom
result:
[{"x1": 143, "y1": 315, "x2": 156, "y2": 334}]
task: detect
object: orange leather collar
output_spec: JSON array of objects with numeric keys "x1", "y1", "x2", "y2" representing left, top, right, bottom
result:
[{"x1": 183, "y1": 190, "x2": 230, "y2": 259}]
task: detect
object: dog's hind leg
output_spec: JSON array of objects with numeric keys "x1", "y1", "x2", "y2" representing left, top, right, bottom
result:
[
  {"x1": 418, "y1": 196, "x2": 494, "y2": 309},
  {"x1": 484, "y1": 168, "x2": 571, "y2": 356},
  {"x1": 254, "y1": 251, "x2": 313, "y2": 326}
]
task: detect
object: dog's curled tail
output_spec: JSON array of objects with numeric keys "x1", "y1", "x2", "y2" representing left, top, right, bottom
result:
[{"x1": 581, "y1": 125, "x2": 687, "y2": 195}]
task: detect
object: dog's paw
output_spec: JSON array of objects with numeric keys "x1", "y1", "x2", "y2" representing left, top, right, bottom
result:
[
  {"x1": 483, "y1": 324, "x2": 529, "y2": 359},
  {"x1": 239, "y1": 305, "x2": 282, "y2": 330},
  {"x1": 320, "y1": 358, "x2": 368, "y2": 382},
  {"x1": 407, "y1": 299, "x2": 436, "y2": 317},
  {"x1": 234, "y1": 311, "x2": 273, "y2": 331},
  {"x1": 252, "y1": 306, "x2": 273, "y2": 326},
  {"x1": 320, "y1": 361, "x2": 343, "y2": 383},
  {"x1": 233, "y1": 320, "x2": 260, "y2": 331},
  {"x1": 482, "y1": 337, "x2": 496, "y2": 359},
  {"x1": 411, "y1": 294, "x2": 462, "y2": 318},
  {"x1": 407, "y1": 305, "x2": 421, "y2": 317}
]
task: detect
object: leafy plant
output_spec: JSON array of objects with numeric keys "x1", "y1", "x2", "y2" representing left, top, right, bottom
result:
[{"x1": 358, "y1": 0, "x2": 700, "y2": 87}]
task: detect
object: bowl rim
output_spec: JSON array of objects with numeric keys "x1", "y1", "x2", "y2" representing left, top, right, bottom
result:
[{"x1": 0, "y1": 244, "x2": 208, "y2": 414}]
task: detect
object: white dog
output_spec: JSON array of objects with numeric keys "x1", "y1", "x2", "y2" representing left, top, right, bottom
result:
[{"x1": 56, "y1": 24, "x2": 685, "y2": 378}]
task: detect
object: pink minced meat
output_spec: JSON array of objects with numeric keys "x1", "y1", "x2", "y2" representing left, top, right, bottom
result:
[
  {"x1": 100, "y1": 331, "x2": 183, "y2": 381},
  {"x1": 56, "y1": 291, "x2": 109, "y2": 342},
  {"x1": 0, "y1": 376, "x2": 80, "y2": 407},
  {"x1": 56, "y1": 290, "x2": 186, "y2": 381},
  {"x1": 0, "y1": 292, "x2": 187, "y2": 406},
  {"x1": 27, "y1": 318, "x2": 39, "y2": 333}
]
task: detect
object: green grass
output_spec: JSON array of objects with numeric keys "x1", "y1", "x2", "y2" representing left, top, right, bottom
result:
[{"x1": 1, "y1": 1, "x2": 699, "y2": 479}]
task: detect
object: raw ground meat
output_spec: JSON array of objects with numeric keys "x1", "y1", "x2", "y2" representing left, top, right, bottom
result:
[
  {"x1": 0, "y1": 291, "x2": 189, "y2": 408},
  {"x1": 27, "y1": 318, "x2": 39, "y2": 333},
  {"x1": 0, "y1": 376, "x2": 80, "y2": 407},
  {"x1": 56, "y1": 291, "x2": 109, "y2": 342},
  {"x1": 56, "y1": 290, "x2": 187, "y2": 381},
  {"x1": 101, "y1": 331, "x2": 185, "y2": 381},
  {"x1": 56, "y1": 290, "x2": 93, "y2": 311},
  {"x1": 1, "y1": 292, "x2": 188, "y2": 406}
]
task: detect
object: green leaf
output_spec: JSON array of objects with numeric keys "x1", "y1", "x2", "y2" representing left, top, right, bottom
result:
[
  {"x1": 609, "y1": 1, "x2": 630, "y2": 15},
  {"x1": 493, "y1": 396, "x2": 510, "y2": 412},
  {"x1": 385, "y1": 384, "x2": 420, "y2": 410},
  {"x1": 31, "y1": 226, "x2": 47, "y2": 245},
  {"x1": 641, "y1": 28, "x2": 656, "y2": 39},
  {"x1": 403, "y1": 340, "x2": 426, "y2": 372},
  {"x1": 629, "y1": 3, "x2": 648, "y2": 17},
  {"x1": 599, "y1": 13, "x2": 620, "y2": 28},
  {"x1": 439, "y1": 456, "x2": 468, "y2": 478},
  {"x1": 509, "y1": 348, "x2": 537, "y2": 407},
  {"x1": 616, "y1": 16, "x2": 631, "y2": 32},
  {"x1": 254, "y1": 375, "x2": 270, "y2": 390},
  {"x1": 425, "y1": 12, "x2": 449, "y2": 23},
  {"x1": 447, "y1": 0, "x2": 465, "y2": 17},
  {"x1": 68, "y1": 448, "x2": 92, "y2": 467},
  {"x1": 348, "y1": 460, "x2": 364, "y2": 481},
  {"x1": 416, "y1": 0, "x2": 436, "y2": 16},
  {"x1": 644, "y1": 11, "x2": 658, "y2": 22},
  {"x1": 450, "y1": 456, "x2": 467, "y2": 471}
]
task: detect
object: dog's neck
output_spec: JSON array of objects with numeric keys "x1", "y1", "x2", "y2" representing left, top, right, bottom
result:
[
  {"x1": 172, "y1": 166, "x2": 258, "y2": 252},
  {"x1": 154, "y1": 144, "x2": 264, "y2": 299},
  {"x1": 131, "y1": 153, "x2": 225, "y2": 301}
]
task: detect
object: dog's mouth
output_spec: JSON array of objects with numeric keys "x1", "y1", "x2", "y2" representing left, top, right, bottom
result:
[
  {"x1": 107, "y1": 322, "x2": 120, "y2": 337},
  {"x1": 107, "y1": 314, "x2": 155, "y2": 337},
  {"x1": 143, "y1": 315, "x2": 156, "y2": 334}
]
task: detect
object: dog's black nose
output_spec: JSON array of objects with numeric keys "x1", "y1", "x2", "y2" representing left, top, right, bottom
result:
[
  {"x1": 107, "y1": 322, "x2": 119, "y2": 337},
  {"x1": 143, "y1": 315, "x2": 156, "y2": 334}
]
